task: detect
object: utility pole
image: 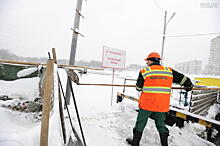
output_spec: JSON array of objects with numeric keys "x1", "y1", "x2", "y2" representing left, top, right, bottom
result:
[
  {"x1": 160, "y1": 10, "x2": 175, "y2": 64},
  {"x1": 66, "y1": 0, "x2": 84, "y2": 105},
  {"x1": 161, "y1": 11, "x2": 167, "y2": 64}
]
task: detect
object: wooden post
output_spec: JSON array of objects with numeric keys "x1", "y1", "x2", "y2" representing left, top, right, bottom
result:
[
  {"x1": 52, "y1": 48, "x2": 57, "y2": 64},
  {"x1": 111, "y1": 68, "x2": 115, "y2": 106},
  {"x1": 40, "y1": 59, "x2": 54, "y2": 146}
]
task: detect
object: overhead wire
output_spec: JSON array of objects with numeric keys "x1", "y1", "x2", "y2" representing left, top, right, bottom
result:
[
  {"x1": 167, "y1": 33, "x2": 220, "y2": 37},
  {"x1": 152, "y1": 0, "x2": 164, "y2": 13}
]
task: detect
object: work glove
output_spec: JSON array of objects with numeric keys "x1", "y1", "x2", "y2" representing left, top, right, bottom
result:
[{"x1": 183, "y1": 78, "x2": 194, "y2": 92}]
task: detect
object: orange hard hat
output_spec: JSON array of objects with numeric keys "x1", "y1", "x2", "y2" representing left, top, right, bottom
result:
[{"x1": 145, "y1": 52, "x2": 161, "y2": 61}]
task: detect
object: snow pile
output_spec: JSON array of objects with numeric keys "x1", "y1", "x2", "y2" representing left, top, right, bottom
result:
[
  {"x1": 17, "y1": 67, "x2": 38, "y2": 78},
  {"x1": 0, "y1": 107, "x2": 41, "y2": 146},
  {"x1": 0, "y1": 65, "x2": 68, "y2": 146},
  {"x1": 169, "y1": 122, "x2": 214, "y2": 146},
  {"x1": 0, "y1": 77, "x2": 40, "y2": 101},
  {"x1": 206, "y1": 104, "x2": 220, "y2": 120},
  {"x1": 0, "y1": 76, "x2": 42, "y2": 146}
]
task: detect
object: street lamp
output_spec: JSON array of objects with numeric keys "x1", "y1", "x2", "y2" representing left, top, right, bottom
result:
[{"x1": 161, "y1": 10, "x2": 176, "y2": 64}]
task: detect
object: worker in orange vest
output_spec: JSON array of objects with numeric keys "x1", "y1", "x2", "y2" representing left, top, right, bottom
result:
[{"x1": 126, "y1": 52, "x2": 193, "y2": 146}]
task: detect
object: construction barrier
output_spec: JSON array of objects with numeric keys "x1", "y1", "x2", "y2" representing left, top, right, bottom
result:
[
  {"x1": 190, "y1": 88, "x2": 220, "y2": 115},
  {"x1": 116, "y1": 92, "x2": 220, "y2": 129},
  {"x1": 195, "y1": 77, "x2": 220, "y2": 87},
  {"x1": 0, "y1": 49, "x2": 88, "y2": 146}
]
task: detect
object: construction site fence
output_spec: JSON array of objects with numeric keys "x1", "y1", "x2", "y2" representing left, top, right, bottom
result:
[
  {"x1": 122, "y1": 78, "x2": 220, "y2": 116},
  {"x1": 0, "y1": 59, "x2": 55, "y2": 146},
  {"x1": 0, "y1": 60, "x2": 51, "y2": 102}
]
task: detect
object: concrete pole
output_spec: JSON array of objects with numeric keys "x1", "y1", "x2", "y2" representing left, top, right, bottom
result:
[
  {"x1": 160, "y1": 10, "x2": 167, "y2": 64},
  {"x1": 66, "y1": 0, "x2": 83, "y2": 104}
]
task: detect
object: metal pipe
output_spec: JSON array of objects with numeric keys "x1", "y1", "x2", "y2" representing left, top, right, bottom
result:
[{"x1": 77, "y1": 83, "x2": 220, "y2": 90}]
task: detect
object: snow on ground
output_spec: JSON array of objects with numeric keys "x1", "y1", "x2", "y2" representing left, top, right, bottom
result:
[
  {"x1": 62, "y1": 69, "x2": 215, "y2": 146},
  {"x1": 0, "y1": 107, "x2": 41, "y2": 146},
  {"x1": 0, "y1": 66, "x2": 67, "y2": 146},
  {"x1": 0, "y1": 77, "x2": 41, "y2": 146},
  {"x1": 0, "y1": 77, "x2": 39, "y2": 101},
  {"x1": 0, "y1": 68, "x2": 218, "y2": 146}
]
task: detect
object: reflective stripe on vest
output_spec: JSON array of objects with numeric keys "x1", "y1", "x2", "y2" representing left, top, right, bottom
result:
[
  {"x1": 136, "y1": 86, "x2": 142, "y2": 91},
  {"x1": 142, "y1": 86, "x2": 171, "y2": 94},
  {"x1": 142, "y1": 68, "x2": 172, "y2": 79}
]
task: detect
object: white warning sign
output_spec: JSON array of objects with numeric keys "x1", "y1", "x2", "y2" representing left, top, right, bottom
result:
[{"x1": 102, "y1": 46, "x2": 126, "y2": 69}]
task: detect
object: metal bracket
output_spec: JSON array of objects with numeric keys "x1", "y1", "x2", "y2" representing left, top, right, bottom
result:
[
  {"x1": 76, "y1": 9, "x2": 84, "y2": 19},
  {"x1": 71, "y1": 28, "x2": 85, "y2": 37},
  {"x1": 65, "y1": 68, "x2": 80, "y2": 84}
]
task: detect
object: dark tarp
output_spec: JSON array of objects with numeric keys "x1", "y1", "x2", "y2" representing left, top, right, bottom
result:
[{"x1": 0, "y1": 63, "x2": 39, "y2": 81}]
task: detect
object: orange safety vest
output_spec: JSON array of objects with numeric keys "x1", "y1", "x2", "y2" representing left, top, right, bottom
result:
[{"x1": 139, "y1": 65, "x2": 173, "y2": 112}]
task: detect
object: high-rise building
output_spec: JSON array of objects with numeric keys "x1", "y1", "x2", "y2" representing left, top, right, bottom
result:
[
  {"x1": 174, "y1": 60, "x2": 202, "y2": 75},
  {"x1": 204, "y1": 36, "x2": 220, "y2": 75}
]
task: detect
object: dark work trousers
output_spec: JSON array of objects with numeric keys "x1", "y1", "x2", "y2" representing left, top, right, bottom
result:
[{"x1": 134, "y1": 108, "x2": 169, "y2": 133}]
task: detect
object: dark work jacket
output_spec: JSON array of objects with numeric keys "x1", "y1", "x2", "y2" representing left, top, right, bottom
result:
[{"x1": 136, "y1": 63, "x2": 193, "y2": 91}]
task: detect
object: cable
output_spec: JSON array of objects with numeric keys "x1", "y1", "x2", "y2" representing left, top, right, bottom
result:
[
  {"x1": 57, "y1": 72, "x2": 84, "y2": 146},
  {"x1": 58, "y1": 80, "x2": 67, "y2": 144},
  {"x1": 68, "y1": 76, "x2": 87, "y2": 146},
  {"x1": 167, "y1": 33, "x2": 220, "y2": 37},
  {"x1": 152, "y1": 0, "x2": 164, "y2": 13}
]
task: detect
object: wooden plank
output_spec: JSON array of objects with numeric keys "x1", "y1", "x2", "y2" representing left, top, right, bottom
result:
[
  {"x1": 191, "y1": 92, "x2": 217, "y2": 101},
  {"x1": 40, "y1": 59, "x2": 54, "y2": 146},
  {"x1": 80, "y1": 83, "x2": 136, "y2": 87},
  {"x1": 192, "y1": 90, "x2": 217, "y2": 95},
  {"x1": 191, "y1": 96, "x2": 216, "y2": 106},
  {"x1": 117, "y1": 92, "x2": 220, "y2": 129},
  {"x1": 192, "y1": 104, "x2": 212, "y2": 115},
  {"x1": 190, "y1": 99, "x2": 216, "y2": 113},
  {"x1": 0, "y1": 59, "x2": 42, "y2": 66},
  {"x1": 58, "y1": 64, "x2": 103, "y2": 71},
  {"x1": 117, "y1": 92, "x2": 139, "y2": 102},
  {"x1": 0, "y1": 59, "x2": 103, "y2": 71}
]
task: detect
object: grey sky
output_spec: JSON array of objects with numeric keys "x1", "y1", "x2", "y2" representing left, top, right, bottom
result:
[{"x1": 0, "y1": 0, "x2": 219, "y2": 67}]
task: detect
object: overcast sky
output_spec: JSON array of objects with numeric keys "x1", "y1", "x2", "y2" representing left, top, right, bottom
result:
[{"x1": 0, "y1": 0, "x2": 220, "y2": 67}]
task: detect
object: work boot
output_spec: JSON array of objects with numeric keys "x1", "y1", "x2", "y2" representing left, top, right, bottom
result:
[
  {"x1": 159, "y1": 132, "x2": 169, "y2": 146},
  {"x1": 126, "y1": 129, "x2": 143, "y2": 146}
]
